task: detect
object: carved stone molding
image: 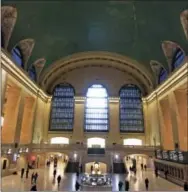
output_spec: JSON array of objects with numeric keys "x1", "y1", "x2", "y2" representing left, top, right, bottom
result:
[
  {"x1": 40, "y1": 51, "x2": 154, "y2": 94},
  {"x1": 12, "y1": 39, "x2": 35, "y2": 70},
  {"x1": 1, "y1": 6, "x2": 17, "y2": 49},
  {"x1": 33, "y1": 58, "x2": 46, "y2": 83},
  {"x1": 180, "y1": 9, "x2": 188, "y2": 40},
  {"x1": 150, "y1": 60, "x2": 167, "y2": 85},
  {"x1": 161, "y1": 41, "x2": 185, "y2": 72}
]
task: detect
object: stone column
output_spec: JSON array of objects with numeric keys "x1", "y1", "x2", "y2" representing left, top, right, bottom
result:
[
  {"x1": 2, "y1": 86, "x2": 21, "y2": 144},
  {"x1": 14, "y1": 91, "x2": 26, "y2": 145},
  {"x1": 19, "y1": 97, "x2": 36, "y2": 144},
  {"x1": 108, "y1": 100, "x2": 120, "y2": 145},
  {"x1": 43, "y1": 101, "x2": 51, "y2": 143},
  {"x1": 1, "y1": 69, "x2": 7, "y2": 113},
  {"x1": 142, "y1": 100, "x2": 151, "y2": 145},
  {"x1": 72, "y1": 99, "x2": 84, "y2": 143},
  {"x1": 168, "y1": 93, "x2": 179, "y2": 148}
]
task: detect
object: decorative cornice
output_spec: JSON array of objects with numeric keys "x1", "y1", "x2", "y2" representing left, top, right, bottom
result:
[
  {"x1": 1, "y1": 50, "x2": 51, "y2": 103},
  {"x1": 1, "y1": 6, "x2": 17, "y2": 49},
  {"x1": 180, "y1": 9, "x2": 188, "y2": 40},
  {"x1": 11, "y1": 38, "x2": 35, "y2": 70},
  {"x1": 40, "y1": 51, "x2": 154, "y2": 94}
]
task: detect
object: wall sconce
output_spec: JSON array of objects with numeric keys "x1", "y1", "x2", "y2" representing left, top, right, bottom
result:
[
  {"x1": 7, "y1": 149, "x2": 12, "y2": 154},
  {"x1": 25, "y1": 148, "x2": 29, "y2": 152},
  {"x1": 1, "y1": 116, "x2": 4, "y2": 127}
]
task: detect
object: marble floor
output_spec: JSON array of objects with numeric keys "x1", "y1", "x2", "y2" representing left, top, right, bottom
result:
[{"x1": 2, "y1": 162, "x2": 183, "y2": 191}]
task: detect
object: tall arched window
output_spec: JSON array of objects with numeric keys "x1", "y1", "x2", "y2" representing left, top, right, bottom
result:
[
  {"x1": 119, "y1": 84, "x2": 144, "y2": 132},
  {"x1": 171, "y1": 48, "x2": 185, "y2": 71},
  {"x1": 28, "y1": 66, "x2": 36, "y2": 81},
  {"x1": 158, "y1": 68, "x2": 168, "y2": 84},
  {"x1": 11, "y1": 46, "x2": 24, "y2": 68},
  {"x1": 84, "y1": 84, "x2": 109, "y2": 132},
  {"x1": 50, "y1": 83, "x2": 75, "y2": 131}
]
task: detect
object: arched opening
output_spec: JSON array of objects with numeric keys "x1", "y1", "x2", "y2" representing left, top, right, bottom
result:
[
  {"x1": 119, "y1": 84, "x2": 144, "y2": 132},
  {"x1": 171, "y1": 47, "x2": 185, "y2": 71},
  {"x1": 87, "y1": 137, "x2": 105, "y2": 148},
  {"x1": 84, "y1": 84, "x2": 109, "y2": 132},
  {"x1": 85, "y1": 162, "x2": 107, "y2": 174},
  {"x1": 123, "y1": 138, "x2": 142, "y2": 146},
  {"x1": 158, "y1": 68, "x2": 168, "y2": 84},
  {"x1": 50, "y1": 83, "x2": 75, "y2": 131},
  {"x1": 28, "y1": 65, "x2": 37, "y2": 81},
  {"x1": 11, "y1": 46, "x2": 24, "y2": 68},
  {"x1": 50, "y1": 137, "x2": 69, "y2": 144}
]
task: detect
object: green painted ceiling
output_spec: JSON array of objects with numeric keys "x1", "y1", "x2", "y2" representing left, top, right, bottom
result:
[{"x1": 3, "y1": 1, "x2": 188, "y2": 69}]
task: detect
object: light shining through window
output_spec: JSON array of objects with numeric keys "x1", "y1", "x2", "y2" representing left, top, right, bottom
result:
[{"x1": 84, "y1": 84, "x2": 109, "y2": 131}]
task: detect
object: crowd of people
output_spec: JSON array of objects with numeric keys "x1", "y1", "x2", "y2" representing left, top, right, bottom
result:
[{"x1": 18, "y1": 158, "x2": 188, "y2": 191}]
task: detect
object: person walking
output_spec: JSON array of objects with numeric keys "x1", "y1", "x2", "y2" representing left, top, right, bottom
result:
[
  {"x1": 125, "y1": 180, "x2": 129, "y2": 191},
  {"x1": 155, "y1": 168, "x2": 158, "y2": 177},
  {"x1": 31, "y1": 172, "x2": 35, "y2": 184},
  {"x1": 76, "y1": 170, "x2": 79, "y2": 177},
  {"x1": 21, "y1": 168, "x2": 25, "y2": 178},
  {"x1": 75, "y1": 181, "x2": 80, "y2": 191},
  {"x1": 141, "y1": 163, "x2": 143, "y2": 171},
  {"x1": 144, "y1": 165, "x2": 147, "y2": 171},
  {"x1": 118, "y1": 181, "x2": 123, "y2": 191},
  {"x1": 30, "y1": 184, "x2": 37, "y2": 191},
  {"x1": 145, "y1": 178, "x2": 149, "y2": 191},
  {"x1": 26, "y1": 168, "x2": 29, "y2": 179},
  {"x1": 34, "y1": 172, "x2": 38, "y2": 183},
  {"x1": 57, "y1": 175, "x2": 61, "y2": 186},
  {"x1": 165, "y1": 170, "x2": 168, "y2": 179},
  {"x1": 53, "y1": 169, "x2": 57, "y2": 179},
  {"x1": 184, "y1": 182, "x2": 188, "y2": 191}
]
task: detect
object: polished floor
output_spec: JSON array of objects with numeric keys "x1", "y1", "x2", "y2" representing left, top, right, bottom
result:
[{"x1": 2, "y1": 161, "x2": 183, "y2": 191}]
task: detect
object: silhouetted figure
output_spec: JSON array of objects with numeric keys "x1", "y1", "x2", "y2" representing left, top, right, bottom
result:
[
  {"x1": 184, "y1": 182, "x2": 188, "y2": 191},
  {"x1": 141, "y1": 163, "x2": 143, "y2": 171},
  {"x1": 34, "y1": 172, "x2": 38, "y2": 183},
  {"x1": 125, "y1": 180, "x2": 129, "y2": 191},
  {"x1": 76, "y1": 170, "x2": 79, "y2": 177},
  {"x1": 91, "y1": 165, "x2": 93, "y2": 172},
  {"x1": 118, "y1": 181, "x2": 123, "y2": 191},
  {"x1": 30, "y1": 184, "x2": 37, "y2": 191},
  {"x1": 57, "y1": 175, "x2": 61, "y2": 186},
  {"x1": 75, "y1": 181, "x2": 80, "y2": 191},
  {"x1": 145, "y1": 178, "x2": 149, "y2": 191},
  {"x1": 144, "y1": 165, "x2": 147, "y2": 171},
  {"x1": 53, "y1": 169, "x2": 57, "y2": 178},
  {"x1": 31, "y1": 172, "x2": 35, "y2": 184},
  {"x1": 21, "y1": 168, "x2": 25, "y2": 178},
  {"x1": 165, "y1": 170, "x2": 168, "y2": 179},
  {"x1": 26, "y1": 168, "x2": 29, "y2": 179},
  {"x1": 155, "y1": 168, "x2": 158, "y2": 177}
]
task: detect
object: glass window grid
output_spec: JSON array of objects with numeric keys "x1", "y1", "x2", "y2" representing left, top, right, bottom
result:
[
  {"x1": 119, "y1": 85, "x2": 144, "y2": 132},
  {"x1": 50, "y1": 84, "x2": 74, "y2": 131},
  {"x1": 172, "y1": 48, "x2": 185, "y2": 71},
  {"x1": 11, "y1": 47, "x2": 24, "y2": 68},
  {"x1": 84, "y1": 85, "x2": 109, "y2": 132},
  {"x1": 158, "y1": 68, "x2": 168, "y2": 84}
]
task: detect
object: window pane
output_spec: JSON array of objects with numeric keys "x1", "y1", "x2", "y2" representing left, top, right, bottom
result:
[
  {"x1": 11, "y1": 47, "x2": 24, "y2": 68},
  {"x1": 158, "y1": 68, "x2": 168, "y2": 84},
  {"x1": 172, "y1": 48, "x2": 185, "y2": 71},
  {"x1": 50, "y1": 84, "x2": 74, "y2": 131},
  {"x1": 119, "y1": 84, "x2": 144, "y2": 132},
  {"x1": 84, "y1": 84, "x2": 109, "y2": 131}
]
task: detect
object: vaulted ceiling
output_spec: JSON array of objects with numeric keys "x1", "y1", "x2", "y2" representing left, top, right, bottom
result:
[{"x1": 3, "y1": 1, "x2": 188, "y2": 70}]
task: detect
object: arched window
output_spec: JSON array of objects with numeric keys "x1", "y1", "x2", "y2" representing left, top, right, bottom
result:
[
  {"x1": 50, "y1": 83, "x2": 75, "y2": 131},
  {"x1": 119, "y1": 84, "x2": 144, "y2": 132},
  {"x1": 158, "y1": 68, "x2": 168, "y2": 84},
  {"x1": 11, "y1": 46, "x2": 24, "y2": 68},
  {"x1": 28, "y1": 65, "x2": 36, "y2": 81},
  {"x1": 84, "y1": 84, "x2": 109, "y2": 132},
  {"x1": 171, "y1": 48, "x2": 185, "y2": 71}
]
